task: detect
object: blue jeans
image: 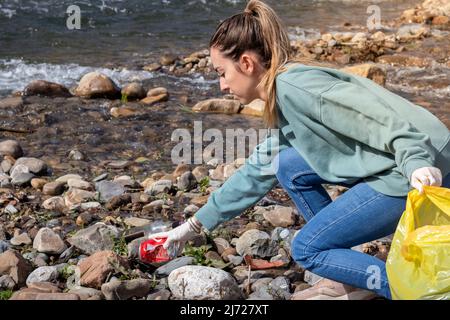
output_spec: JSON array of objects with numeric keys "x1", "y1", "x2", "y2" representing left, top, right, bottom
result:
[{"x1": 274, "y1": 147, "x2": 450, "y2": 299}]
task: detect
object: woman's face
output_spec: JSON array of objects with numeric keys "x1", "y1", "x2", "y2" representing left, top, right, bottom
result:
[{"x1": 210, "y1": 46, "x2": 265, "y2": 105}]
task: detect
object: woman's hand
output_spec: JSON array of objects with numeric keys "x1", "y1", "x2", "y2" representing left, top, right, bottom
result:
[
  {"x1": 148, "y1": 217, "x2": 202, "y2": 258},
  {"x1": 410, "y1": 166, "x2": 442, "y2": 194}
]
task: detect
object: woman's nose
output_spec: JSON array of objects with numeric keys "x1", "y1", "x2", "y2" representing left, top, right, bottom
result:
[{"x1": 219, "y1": 77, "x2": 230, "y2": 93}]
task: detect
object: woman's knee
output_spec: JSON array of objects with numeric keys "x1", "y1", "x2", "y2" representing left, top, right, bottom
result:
[{"x1": 291, "y1": 230, "x2": 318, "y2": 269}]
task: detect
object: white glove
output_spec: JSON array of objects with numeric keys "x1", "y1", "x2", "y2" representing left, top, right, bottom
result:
[
  {"x1": 410, "y1": 166, "x2": 442, "y2": 194},
  {"x1": 148, "y1": 217, "x2": 201, "y2": 258}
]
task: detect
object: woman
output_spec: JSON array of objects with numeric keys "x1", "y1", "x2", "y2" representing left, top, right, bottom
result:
[{"x1": 150, "y1": 0, "x2": 450, "y2": 300}]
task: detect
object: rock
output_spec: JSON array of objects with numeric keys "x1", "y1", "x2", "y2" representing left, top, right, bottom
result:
[
  {"x1": 0, "y1": 240, "x2": 10, "y2": 254},
  {"x1": 78, "y1": 250, "x2": 129, "y2": 288},
  {"x1": 31, "y1": 178, "x2": 47, "y2": 190},
  {"x1": 236, "y1": 229, "x2": 279, "y2": 258},
  {"x1": 0, "y1": 250, "x2": 33, "y2": 287},
  {"x1": 210, "y1": 164, "x2": 225, "y2": 181},
  {"x1": 262, "y1": 206, "x2": 295, "y2": 228},
  {"x1": 11, "y1": 172, "x2": 34, "y2": 186},
  {"x1": 67, "y1": 178, "x2": 92, "y2": 190},
  {"x1": 154, "y1": 256, "x2": 195, "y2": 278},
  {"x1": 55, "y1": 174, "x2": 83, "y2": 184},
  {"x1": 75, "y1": 212, "x2": 94, "y2": 226},
  {"x1": 177, "y1": 171, "x2": 197, "y2": 191},
  {"x1": 396, "y1": 24, "x2": 429, "y2": 42},
  {"x1": 147, "y1": 87, "x2": 168, "y2": 97},
  {"x1": 68, "y1": 287, "x2": 103, "y2": 300},
  {"x1": 28, "y1": 281, "x2": 61, "y2": 293},
  {"x1": 240, "y1": 99, "x2": 264, "y2": 117},
  {"x1": 192, "y1": 98, "x2": 241, "y2": 114},
  {"x1": 232, "y1": 266, "x2": 286, "y2": 283},
  {"x1": 0, "y1": 96, "x2": 23, "y2": 109},
  {"x1": 168, "y1": 266, "x2": 243, "y2": 300},
  {"x1": 10, "y1": 231, "x2": 32, "y2": 246},
  {"x1": 340, "y1": 63, "x2": 386, "y2": 86},
  {"x1": 267, "y1": 276, "x2": 291, "y2": 300},
  {"x1": 11, "y1": 157, "x2": 47, "y2": 175},
  {"x1": 42, "y1": 181, "x2": 66, "y2": 196},
  {"x1": 376, "y1": 54, "x2": 432, "y2": 68},
  {"x1": 23, "y1": 80, "x2": 72, "y2": 98},
  {"x1": 74, "y1": 72, "x2": 121, "y2": 99},
  {"x1": 0, "y1": 274, "x2": 16, "y2": 290},
  {"x1": 140, "y1": 93, "x2": 168, "y2": 105},
  {"x1": 95, "y1": 180, "x2": 125, "y2": 202},
  {"x1": 143, "y1": 63, "x2": 162, "y2": 72},
  {"x1": 0, "y1": 174, "x2": 11, "y2": 188},
  {"x1": 370, "y1": 31, "x2": 386, "y2": 42},
  {"x1": 0, "y1": 140, "x2": 23, "y2": 158},
  {"x1": 121, "y1": 82, "x2": 146, "y2": 100},
  {"x1": 351, "y1": 32, "x2": 367, "y2": 43},
  {"x1": 159, "y1": 54, "x2": 177, "y2": 66},
  {"x1": 192, "y1": 166, "x2": 209, "y2": 182},
  {"x1": 33, "y1": 228, "x2": 67, "y2": 255},
  {"x1": 422, "y1": 0, "x2": 450, "y2": 17},
  {"x1": 67, "y1": 223, "x2": 120, "y2": 255},
  {"x1": 105, "y1": 194, "x2": 131, "y2": 210},
  {"x1": 80, "y1": 202, "x2": 101, "y2": 210},
  {"x1": 64, "y1": 188, "x2": 96, "y2": 207},
  {"x1": 110, "y1": 106, "x2": 139, "y2": 118},
  {"x1": 42, "y1": 197, "x2": 66, "y2": 211},
  {"x1": 147, "y1": 289, "x2": 171, "y2": 300},
  {"x1": 10, "y1": 290, "x2": 79, "y2": 300},
  {"x1": 68, "y1": 150, "x2": 85, "y2": 161},
  {"x1": 142, "y1": 199, "x2": 165, "y2": 213},
  {"x1": 26, "y1": 266, "x2": 59, "y2": 286},
  {"x1": 183, "y1": 204, "x2": 199, "y2": 214},
  {"x1": 113, "y1": 175, "x2": 136, "y2": 187},
  {"x1": 432, "y1": 15, "x2": 450, "y2": 24},
  {"x1": 101, "y1": 278, "x2": 152, "y2": 300},
  {"x1": 213, "y1": 238, "x2": 231, "y2": 255},
  {"x1": 145, "y1": 179, "x2": 173, "y2": 195},
  {"x1": 124, "y1": 217, "x2": 151, "y2": 228},
  {"x1": 1, "y1": 159, "x2": 13, "y2": 173}
]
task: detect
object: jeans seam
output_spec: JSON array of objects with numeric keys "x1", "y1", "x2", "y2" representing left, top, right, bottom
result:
[
  {"x1": 288, "y1": 170, "x2": 318, "y2": 221},
  {"x1": 301, "y1": 191, "x2": 383, "y2": 259}
]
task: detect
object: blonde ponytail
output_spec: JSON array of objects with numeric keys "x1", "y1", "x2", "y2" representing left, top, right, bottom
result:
[{"x1": 209, "y1": 0, "x2": 291, "y2": 128}]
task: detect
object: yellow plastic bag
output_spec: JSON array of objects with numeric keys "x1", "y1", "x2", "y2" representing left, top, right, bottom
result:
[{"x1": 386, "y1": 185, "x2": 450, "y2": 300}]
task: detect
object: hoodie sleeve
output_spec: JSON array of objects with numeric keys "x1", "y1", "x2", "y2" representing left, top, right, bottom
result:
[{"x1": 194, "y1": 128, "x2": 291, "y2": 231}]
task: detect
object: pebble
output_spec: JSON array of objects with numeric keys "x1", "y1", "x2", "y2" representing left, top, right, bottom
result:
[{"x1": 0, "y1": 140, "x2": 23, "y2": 158}]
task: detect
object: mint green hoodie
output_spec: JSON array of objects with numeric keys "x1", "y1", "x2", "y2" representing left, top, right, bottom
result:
[{"x1": 195, "y1": 63, "x2": 450, "y2": 231}]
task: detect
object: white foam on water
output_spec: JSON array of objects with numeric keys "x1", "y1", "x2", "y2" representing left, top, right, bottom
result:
[
  {"x1": 0, "y1": 58, "x2": 219, "y2": 96},
  {"x1": 0, "y1": 58, "x2": 155, "y2": 93}
]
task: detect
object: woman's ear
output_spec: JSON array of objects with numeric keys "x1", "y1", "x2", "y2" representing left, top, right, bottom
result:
[{"x1": 238, "y1": 53, "x2": 256, "y2": 75}]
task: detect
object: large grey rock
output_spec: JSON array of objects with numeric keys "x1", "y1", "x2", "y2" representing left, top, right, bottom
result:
[
  {"x1": 0, "y1": 140, "x2": 23, "y2": 158},
  {"x1": 236, "y1": 229, "x2": 279, "y2": 258},
  {"x1": 11, "y1": 157, "x2": 47, "y2": 175},
  {"x1": 168, "y1": 265, "x2": 243, "y2": 300},
  {"x1": 101, "y1": 278, "x2": 152, "y2": 300},
  {"x1": 95, "y1": 180, "x2": 125, "y2": 202},
  {"x1": 33, "y1": 228, "x2": 67, "y2": 255},
  {"x1": 155, "y1": 256, "x2": 195, "y2": 278},
  {"x1": 145, "y1": 179, "x2": 173, "y2": 196},
  {"x1": 11, "y1": 172, "x2": 34, "y2": 186},
  {"x1": 26, "y1": 266, "x2": 59, "y2": 286},
  {"x1": 67, "y1": 223, "x2": 120, "y2": 255}
]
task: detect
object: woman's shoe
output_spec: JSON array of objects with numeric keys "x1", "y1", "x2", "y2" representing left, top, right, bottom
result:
[{"x1": 291, "y1": 278, "x2": 378, "y2": 300}]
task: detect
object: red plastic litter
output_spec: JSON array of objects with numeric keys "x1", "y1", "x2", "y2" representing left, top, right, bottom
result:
[{"x1": 139, "y1": 237, "x2": 171, "y2": 264}]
